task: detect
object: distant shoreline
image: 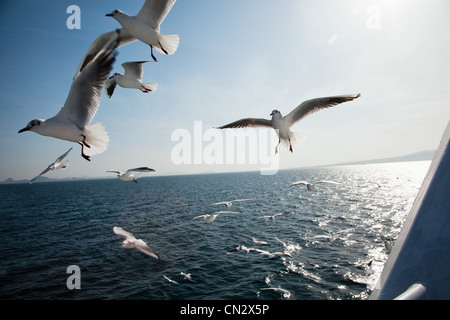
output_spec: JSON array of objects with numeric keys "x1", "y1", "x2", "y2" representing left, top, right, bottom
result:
[{"x1": 1, "y1": 150, "x2": 435, "y2": 185}]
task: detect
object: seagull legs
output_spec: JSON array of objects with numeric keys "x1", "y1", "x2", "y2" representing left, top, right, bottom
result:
[
  {"x1": 149, "y1": 45, "x2": 157, "y2": 62},
  {"x1": 275, "y1": 137, "x2": 294, "y2": 154},
  {"x1": 78, "y1": 134, "x2": 91, "y2": 161}
]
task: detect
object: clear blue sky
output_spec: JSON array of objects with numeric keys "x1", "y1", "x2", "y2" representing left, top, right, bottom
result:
[{"x1": 1, "y1": 0, "x2": 449, "y2": 181}]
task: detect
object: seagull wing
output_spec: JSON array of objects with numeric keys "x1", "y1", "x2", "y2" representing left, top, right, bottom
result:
[
  {"x1": 122, "y1": 61, "x2": 148, "y2": 81},
  {"x1": 192, "y1": 215, "x2": 206, "y2": 220},
  {"x1": 215, "y1": 211, "x2": 240, "y2": 215},
  {"x1": 29, "y1": 166, "x2": 51, "y2": 184},
  {"x1": 316, "y1": 180, "x2": 341, "y2": 184},
  {"x1": 231, "y1": 198, "x2": 255, "y2": 203},
  {"x1": 105, "y1": 77, "x2": 117, "y2": 98},
  {"x1": 74, "y1": 29, "x2": 135, "y2": 78},
  {"x1": 217, "y1": 118, "x2": 272, "y2": 129},
  {"x1": 288, "y1": 181, "x2": 309, "y2": 187},
  {"x1": 56, "y1": 34, "x2": 119, "y2": 129},
  {"x1": 135, "y1": 239, "x2": 160, "y2": 259},
  {"x1": 113, "y1": 226, "x2": 136, "y2": 240},
  {"x1": 106, "y1": 170, "x2": 125, "y2": 175},
  {"x1": 136, "y1": 0, "x2": 177, "y2": 31},
  {"x1": 127, "y1": 167, "x2": 156, "y2": 173},
  {"x1": 284, "y1": 94, "x2": 361, "y2": 127}
]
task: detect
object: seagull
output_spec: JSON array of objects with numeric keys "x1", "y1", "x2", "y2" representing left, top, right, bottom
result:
[
  {"x1": 163, "y1": 275, "x2": 179, "y2": 284},
  {"x1": 105, "y1": 61, "x2": 158, "y2": 98},
  {"x1": 251, "y1": 237, "x2": 269, "y2": 246},
  {"x1": 113, "y1": 226, "x2": 160, "y2": 259},
  {"x1": 289, "y1": 180, "x2": 340, "y2": 191},
  {"x1": 28, "y1": 148, "x2": 72, "y2": 184},
  {"x1": 106, "y1": 166, "x2": 155, "y2": 183},
  {"x1": 217, "y1": 94, "x2": 361, "y2": 154},
  {"x1": 180, "y1": 272, "x2": 195, "y2": 282},
  {"x1": 75, "y1": 0, "x2": 179, "y2": 76},
  {"x1": 254, "y1": 248, "x2": 292, "y2": 259},
  {"x1": 19, "y1": 34, "x2": 119, "y2": 161},
  {"x1": 192, "y1": 211, "x2": 240, "y2": 223},
  {"x1": 261, "y1": 211, "x2": 291, "y2": 220},
  {"x1": 208, "y1": 198, "x2": 255, "y2": 208}
]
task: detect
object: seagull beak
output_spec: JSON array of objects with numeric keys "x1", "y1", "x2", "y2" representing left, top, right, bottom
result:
[
  {"x1": 105, "y1": 12, "x2": 114, "y2": 17},
  {"x1": 270, "y1": 112, "x2": 274, "y2": 116},
  {"x1": 18, "y1": 127, "x2": 29, "y2": 133}
]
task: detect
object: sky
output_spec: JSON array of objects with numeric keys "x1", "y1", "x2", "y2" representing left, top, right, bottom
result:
[{"x1": 0, "y1": 0, "x2": 449, "y2": 181}]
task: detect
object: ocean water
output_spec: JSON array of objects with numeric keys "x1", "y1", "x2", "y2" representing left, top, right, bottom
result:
[{"x1": 0, "y1": 161, "x2": 430, "y2": 300}]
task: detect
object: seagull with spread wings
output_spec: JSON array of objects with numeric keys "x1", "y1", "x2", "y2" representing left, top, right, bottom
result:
[
  {"x1": 217, "y1": 94, "x2": 361, "y2": 154},
  {"x1": 113, "y1": 226, "x2": 160, "y2": 259},
  {"x1": 75, "y1": 0, "x2": 179, "y2": 77},
  {"x1": 28, "y1": 148, "x2": 73, "y2": 184},
  {"x1": 107, "y1": 167, "x2": 155, "y2": 183},
  {"x1": 289, "y1": 180, "x2": 341, "y2": 191},
  {"x1": 105, "y1": 61, "x2": 158, "y2": 98},
  {"x1": 19, "y1": 35, "x2": 119, "y2": 161}
]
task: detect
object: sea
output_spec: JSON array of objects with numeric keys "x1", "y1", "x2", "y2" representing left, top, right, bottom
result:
[{"x1": 0, "y1": 161, "x2": 430, "y2": 301}]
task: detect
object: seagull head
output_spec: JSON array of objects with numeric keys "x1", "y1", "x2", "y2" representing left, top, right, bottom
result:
[
  {"x1": 106, "y1": 9, "x2": 124, "y2": 18},
  {"x1": 108, "y1": 73, "x2": 121, "y2": 79},
  {"x1": 270, "y1": 110, "x2": 282, "y2": 118},
  {"x1": 18, "y1": 119, "x2": 45, "y2": 133}
]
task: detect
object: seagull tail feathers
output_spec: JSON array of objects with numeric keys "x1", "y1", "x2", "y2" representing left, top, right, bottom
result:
[
  {"x1": 83, "y1": 122, "x2": 110, "y2": 156},
  {"x1": 155, "y1": 34, "x2": 180, "y2": 55},
  {"x1": 140, "y1": 82, "x2": 158, "y2": 93}
]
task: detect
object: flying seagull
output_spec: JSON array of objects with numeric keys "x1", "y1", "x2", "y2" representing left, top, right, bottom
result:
[
  {"x1": 180, "y1": 272, "x2": 195, "y2": 282},
  {"x1": 217, "y1": 94, "x2": 361, "y2": 154},
  {"x1": 28, "y1": 148, "x2": 72, "y2": 184},
  {"x1": 113, "y1": 226, "x2": 160, "y2": 259},
  {"x1": 208, "y1": 198, "x2": 255, "y2": 208},
  {"x1": 192, "y1": 211, "x2": 240, "y2": 223},
  {"x1": 75, "y1": 0, "x2": 179, "y2": 76},
  {"x1": 261, "y1": 211, "x2": 291, "y2": 220},
  {"x1": 107, "y1": 167, "x2": 155, "y2": 183},
  {"x1": 163, "y1": 275, "x2": 179, "y2": 284},
  {"x1": 19, "y1": 34, "x2": 119, "y2": 161},
  {"x1": 289, "y1": 180, "x2": 340, "y2": 191},
  {"x1": 105, "y1": 61, "x2": 158, "y2": 98}
]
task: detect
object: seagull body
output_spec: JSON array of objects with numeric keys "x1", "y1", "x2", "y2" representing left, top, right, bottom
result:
[
  {"x1": 28, "y1": 148, "x2": 72, "y2": 184},
  {"x1": 19, "y1": 35, "x2": 119, "y2": 161},
  {"x1": 107, "y1": 166, "x2": 155, "y2": 183},
  {"x1": 113, "y1": 226, "x2": 160, "y2": 259},
  {"x1": 106, "y1": 61, "x2": 158, "y2": 98},
  {"x1": 106, "y1": 0, "x2": 179, "y2": 62},
  {"x1": 289, "y1": 180, "x2": 340, "y2": 191},
  {"x1": 217, "y1": 94, "x2": 360, "y2": 154},
  {"x1": 209, "y1": 198, "x2": 255, "y2": 208},
  {"x1": 192, "y1": 211, "x2": 240, "y2": 223},
  {"x1": 180, "y1": 272, "x2": 195, "y2": 282},
  {"x1": 251, "y1": 237, "x2": 269, "y2": 246}
]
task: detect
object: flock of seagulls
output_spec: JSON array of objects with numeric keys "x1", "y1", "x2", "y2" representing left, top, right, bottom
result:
[
  {"x1": 18, "y1": 0, "x2": 361, "y2": 182},
  {"x1": 19, "y1": 0, "x2": 180, "y2": 175},
  {"x1": 16, "y1": 0, "x2": 365, "y2": 299}
]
